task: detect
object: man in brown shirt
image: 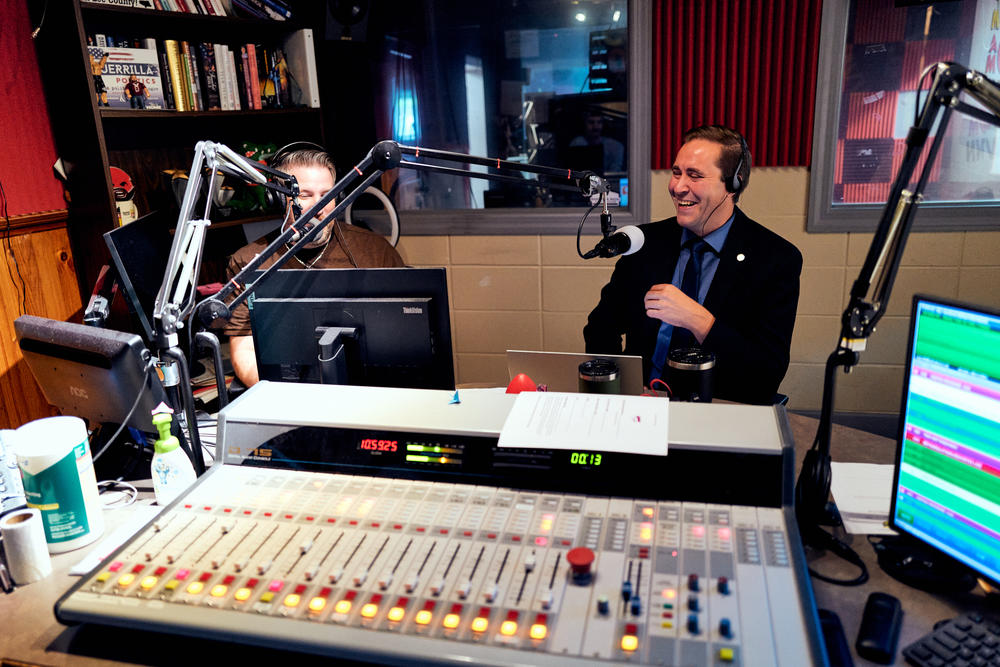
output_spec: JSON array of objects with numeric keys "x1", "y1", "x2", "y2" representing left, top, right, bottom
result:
[{"x1": 223, "y1": 148, "x2": 404, "y2": 387}]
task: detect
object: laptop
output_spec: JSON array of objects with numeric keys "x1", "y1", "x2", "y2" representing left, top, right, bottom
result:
[{"x1": 506, "y1": 350, "x2": 645, "y2": 395}]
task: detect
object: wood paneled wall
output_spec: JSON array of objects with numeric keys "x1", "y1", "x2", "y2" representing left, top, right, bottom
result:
[{"x1": 1, "y1": 222, "x2": 82, "y2": 428}]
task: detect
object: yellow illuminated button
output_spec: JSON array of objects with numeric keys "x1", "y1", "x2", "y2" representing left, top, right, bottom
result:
[
  {"x1": 719, "y1": 648, "x2": 735, "y2": 662},
  {"x1": 642, "y1": 506, "x2": 654, "y2": 518},
  {"x1": 117, "y1": 574, "x2": 136, "y2": 588},
  {"x1": 529, "y1": 623, "x2": 547, "y2": 640},
  {"x1": 186, "y1": 581, "x2": 204, "y2": 595},
  {"x1": 387, "y1": 606, "x2": 406, "y2": 622},
  {"x1": 234, "y1": 587, "x2": 253, "y2": 602},
  {"x1": 96, "y1": 572, "x2": 111, "y2": 583},
  {"x1": 259, "y1": 591, "x2": 275, "y2": 603},
  {"x1": 662, "y1": 588, "x2": 676, "y2": 599},
  {"x1": 308, "y1": 596, "x2": 327, "y2": 613},
  {"x1": 334, "y1": 599, "x2": 352, "y2": 615},
  {"x1": 360, "y1": 603, "x2": 378, "y2": 618},
  {"x1": 661, "y1": 621, "x2": 673, "y2": 629},
  {"x1": 443, "y1": 613, "x2": 461, "y2": 629},
  {"x1": 140, "y1": 576, "x2": 159, "y2": 590},
  {"x1": 415, "y1": 609, "x2": 433, "y2": 625},
  {"x1": 621, "y1": 634, "x2": 639, "y2": 652},
  {"x1": 500, "y1": 620, "x2": 518, "y2": 636},
  {"x1": 164, "y1": 580, "x2": 180, "y2": 591},
  {"x1": 210, "y1": 584, "x2": 228, "y2": 598},
  {"x1": 284, "y1": 593, "x2": 301, "y2": 608},
  {"x1": 471, "y1": 616, "x2": 489, "y2": 633}
]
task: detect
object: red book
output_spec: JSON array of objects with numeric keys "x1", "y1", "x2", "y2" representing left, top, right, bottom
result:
[{"x1": 246, "y1": 43, "x2": 262, "y2": 110}]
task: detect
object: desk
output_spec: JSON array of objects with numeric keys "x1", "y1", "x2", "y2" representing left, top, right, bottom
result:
[
  {"x1": 0, "y1": 414, "x2": 993, "y2": 666},
  {"x1": 787, "y1": 413, "x2": 998, "y2": 666}
]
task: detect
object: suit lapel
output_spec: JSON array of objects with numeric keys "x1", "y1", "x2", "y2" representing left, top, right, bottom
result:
[{"x1": 703, "y1": 210, "x2": 749, "y2": 315}]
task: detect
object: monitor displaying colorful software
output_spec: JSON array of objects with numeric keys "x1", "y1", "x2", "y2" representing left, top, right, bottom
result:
[{"x1": 889, "y1": 295, "x2": 1000, "y2": 585}]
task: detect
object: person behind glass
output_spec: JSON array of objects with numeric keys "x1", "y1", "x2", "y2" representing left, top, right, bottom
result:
[
  {"x1": 583, "y1": 125, "x2": 802, "y2": 405},
  {"x1": 569, "y1": 110, "x2": 625, "y2": 173},
  {"x1": 222, "y1": 147, "x2": 404, "y2": 387}
]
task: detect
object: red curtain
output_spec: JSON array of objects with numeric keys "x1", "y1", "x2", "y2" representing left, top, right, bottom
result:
[
  {"x1": 0, "y1": 0, "x2": 65, "y2": 216},
  {"x1": 651, "y1": 0, "x2": 824, "y2": 169}
]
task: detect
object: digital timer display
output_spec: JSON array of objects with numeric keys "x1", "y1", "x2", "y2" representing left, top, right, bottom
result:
[
  {"x1": 359, "y1": 438, "x2": 398, "y2": 452},
  {"x1": 570, "y1": 452, "x2": 602, "y2": 466}
]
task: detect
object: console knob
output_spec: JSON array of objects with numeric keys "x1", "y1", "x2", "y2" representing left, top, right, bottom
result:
[
  {"x1": 687, "y1": 573, "x2": 699, "y2": 591},
  {"x1": 687, "y1": 613, "x2": 700, "y2": 635},
  {"x1": 719, "y1": 617, "x2": 733, "y2": 638},
  {"x1": 597, "y1": 594, "x2": 610, "y2": 615},
  {"x1": 717, "y1": 576, "x2": 730, "y2": 595},
  {"x1": 688, "y1": 595, "x2": 700, "y2": 612},
  {"x1": 567, "y1": 547, "x2": 595, "y2": 585}
]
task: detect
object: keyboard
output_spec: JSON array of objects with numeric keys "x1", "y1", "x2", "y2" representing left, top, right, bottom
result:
[
  {"x1": 1, "y1": 430, "x2": 27, "y2": 516},
  {"x1": 903, "y1": 612, "x2": 1000, "y2": 667}
]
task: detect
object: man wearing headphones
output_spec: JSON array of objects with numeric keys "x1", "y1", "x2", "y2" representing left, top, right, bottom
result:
[
  {"x1": 223, "y1": 146, "x2": 404, "y2": 387},
  {"x1": 584, "y1": 125, "x2": 802, "y2": 405}
]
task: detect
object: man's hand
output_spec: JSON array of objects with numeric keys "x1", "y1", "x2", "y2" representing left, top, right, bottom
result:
[
  {"x1": 644, "y1": 284, "x2": 716, "y2": 343},
  {"x1": 229, "y1": 334, "x2": 259, "y2": 387}
]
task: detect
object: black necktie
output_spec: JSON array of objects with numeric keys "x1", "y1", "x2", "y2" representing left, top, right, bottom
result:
[{"x1": 669, "y1": 239, "x2": 709, "y2": 351}]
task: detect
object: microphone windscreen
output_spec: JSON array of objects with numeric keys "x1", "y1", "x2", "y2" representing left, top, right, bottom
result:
[{"x1": 618, "y1": 225, "x2": 644, "y2": 255}]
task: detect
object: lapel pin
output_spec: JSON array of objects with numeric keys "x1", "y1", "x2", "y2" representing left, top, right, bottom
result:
[{"x1": 737, "y1": 253, "x2": 746, "y2": 262}]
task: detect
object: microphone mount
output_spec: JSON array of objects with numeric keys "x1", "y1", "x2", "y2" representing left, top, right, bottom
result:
[{"x1": 795, "y1": 62, "x2": 1000, "y2": 555}]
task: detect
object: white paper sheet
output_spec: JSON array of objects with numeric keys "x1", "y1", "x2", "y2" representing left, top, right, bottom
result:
[
  {"x1": 498, "y1": 392, "x2": 669, "y2": 456},
  {"x1": 830, "y1": 462, "x2": 897, "y2": 535}
]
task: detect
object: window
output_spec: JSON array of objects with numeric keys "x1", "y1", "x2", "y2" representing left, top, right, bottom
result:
[
  {"x1": 365, "y1": 0, "x2": 650, "y2": 235},
  {"x1": 808, "y1": 0, "x2": 1000, "y2": 232}
]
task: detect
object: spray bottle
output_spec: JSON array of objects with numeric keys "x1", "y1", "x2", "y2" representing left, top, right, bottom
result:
[{"x1": 150, "y1": 413, "x2": 196, "y2": 506}]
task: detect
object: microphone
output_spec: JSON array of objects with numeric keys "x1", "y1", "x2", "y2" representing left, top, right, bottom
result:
[{"x1": 583, "y1": 225, "x2": 644, "y2": 259}]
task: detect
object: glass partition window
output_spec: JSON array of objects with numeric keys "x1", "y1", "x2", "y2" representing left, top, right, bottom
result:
[
  {"x1": 373, "y1": 1, "x2": 630, "y2": 213},
  {"x1": 809, "y1": 0, "x2": 1000, "y2": 231}
]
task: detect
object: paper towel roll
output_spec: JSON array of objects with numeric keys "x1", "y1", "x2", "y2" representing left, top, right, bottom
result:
[
  {"x1": 13, "y1": 416, "x2": 105, "y2": 553},
  {"x1": 0, "y1": 508, "x2": 53, "y2": 584}
]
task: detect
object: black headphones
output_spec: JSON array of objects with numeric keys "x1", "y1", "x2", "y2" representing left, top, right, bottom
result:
[
  {"x1": 267, "y1": 140, "x2": 327, "y2": 211},
  {"x1": 725, "y1": 134, "x2": 751, "y2": 194}
]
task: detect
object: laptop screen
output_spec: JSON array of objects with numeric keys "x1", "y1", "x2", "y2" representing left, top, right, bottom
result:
[{"x1": 889, "y1": 295, "x2": 1000, "y2": 585}]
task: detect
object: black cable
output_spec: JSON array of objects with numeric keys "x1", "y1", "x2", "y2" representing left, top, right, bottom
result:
[
  {"x1": 0, "y1": 179, "x2": 28, "y2": 316},
  {"x1": 92, "y1": 359, "x2": 155, "y2": 463},
  {"x1": 805, "y1": 525, "x2": 870, "y2": 586},
  {"x1": 575, "y1": 203, "x2": 599, "y2": 259}
]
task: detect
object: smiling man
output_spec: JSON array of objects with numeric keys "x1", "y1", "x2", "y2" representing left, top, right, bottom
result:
[{"x1": 584, "y1": 125, "x2": 802, "y2": 405}]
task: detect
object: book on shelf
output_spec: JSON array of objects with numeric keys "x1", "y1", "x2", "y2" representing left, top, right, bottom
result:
[
  {"x1": 163, "y1": 40, "x2": 189, "y2": 110},
  {"x1": 197, "y1": 43, "x2": 222, "y2": 110},
  {"x1": 87, "y1": 44, "x2": 166, "y2": 109},
  {"x1": 260, "y1": 0, "x2": 292, "y2": 19},
  {"x1": 155, "y1": 38, "x2": 176, "y2": 109},
  {"x1": 246, "y1": 43, "x2": 262, "y2": 110},
  {"x1": 282, "y1": 29, "x2": 320, "y2": 108},
  {"x1": 85, "y1": 0, "x2": 158, "y2": 9}
]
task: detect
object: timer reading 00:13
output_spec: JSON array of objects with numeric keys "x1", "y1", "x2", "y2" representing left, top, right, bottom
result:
[
  {"x1": 358, "y1": 438, "x2": 398, "y2": 452},
  {"x1": 570, "y1": 452, "x2": 602, "y2": 466}
]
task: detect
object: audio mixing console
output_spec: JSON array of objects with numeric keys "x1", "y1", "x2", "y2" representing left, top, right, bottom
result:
[{"x1": 56, "y1": 383, "x2": 826, "y2": 666}]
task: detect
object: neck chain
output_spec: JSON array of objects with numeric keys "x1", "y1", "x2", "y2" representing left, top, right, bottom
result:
[{"x1": 288, "y1": 237, "x2": 331, "y2": 268}]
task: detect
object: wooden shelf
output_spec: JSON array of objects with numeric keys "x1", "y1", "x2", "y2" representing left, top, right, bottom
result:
[{"x1": 100, "y1": 107, "x2": 320, "y2": 120}]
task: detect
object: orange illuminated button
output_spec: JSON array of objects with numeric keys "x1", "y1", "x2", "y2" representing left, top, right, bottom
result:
[
  {"x1": 361, "y1": 594, "x2": 383, "y2": 619},
  {"x1": 443, "y1": 602, "x2": 462, "y2": 630},
  {"x1": 500, "y1": 610, "x2": 519, "y2": 636},
  {"x1": 308, "y1": 587, "x2": 332, "y2": 613},
  {"x1": 471, "y1": 607, "x2": 490, "y2": 633},
  {"x1": 415, "y1": 600, "x2": 435, "y2": 625},
  {"x1": 621, "y1": 623, "x2": 639, "y2": 652},
  {"x1": 117, "y1": 574, "x2": 136, "y2": 588},
  {"x1": 140, "y1": 575, "x2": 159, "y2": 590},
  {"x1": 529, "y1": 613, "x2": 548, "y2": 640}
]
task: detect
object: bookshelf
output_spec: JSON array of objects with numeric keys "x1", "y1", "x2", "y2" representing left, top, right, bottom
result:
[{"x1": 28, "y1": 0, "x2": 325, "y2": 305}]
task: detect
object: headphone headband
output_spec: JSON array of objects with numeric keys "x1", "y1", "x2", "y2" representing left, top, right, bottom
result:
[
  {"x1": 726, "y1": 134, "x2": 750, "y2": 194},
  {"x1": 269, "y1": 140, "x2": 326, "y2": 168}
]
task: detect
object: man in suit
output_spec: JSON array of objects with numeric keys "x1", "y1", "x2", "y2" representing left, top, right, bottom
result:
[{"x1": 584, "y1": 125, "x2": 802, "y2": 405}]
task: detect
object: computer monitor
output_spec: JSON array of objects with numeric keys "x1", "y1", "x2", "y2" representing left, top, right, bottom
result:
[
  {"x1": 14, "y1": 315, "x2": 167, "y2": 431},
  {"x1": 888, "y1": 294, "x2": 1000, "y2": 587},
  {"x1": 248, "y1": 268, "x2": 454, "y2": 390},
  {"x1": 103, "y1": 211, "x2": 174, "y2": 343}
]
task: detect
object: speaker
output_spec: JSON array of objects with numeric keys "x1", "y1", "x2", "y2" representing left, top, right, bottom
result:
[
  {"x1": 726, "y1": 135, "x2": 750, "y2": 194},
  {"x1": 326, "y1": 0, "x2": 370, "y2": 41}
]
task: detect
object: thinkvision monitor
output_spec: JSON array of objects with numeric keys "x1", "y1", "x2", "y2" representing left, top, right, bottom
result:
[
  {"x1": 249, "y1": 268, "x2": 454, "y2": 390},
  {"x1": 889, "y1": 294, "x2": 1000, "y2": 586}
]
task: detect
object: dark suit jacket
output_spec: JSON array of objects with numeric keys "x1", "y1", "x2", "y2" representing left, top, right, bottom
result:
[{"x1": 584, "y1": 208, "x2": 802, "y2": 405}]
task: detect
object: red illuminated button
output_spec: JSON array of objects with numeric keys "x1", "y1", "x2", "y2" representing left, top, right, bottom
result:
[{"x1": 567, "y1": 547, "x2": 596, "y2": 583}]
